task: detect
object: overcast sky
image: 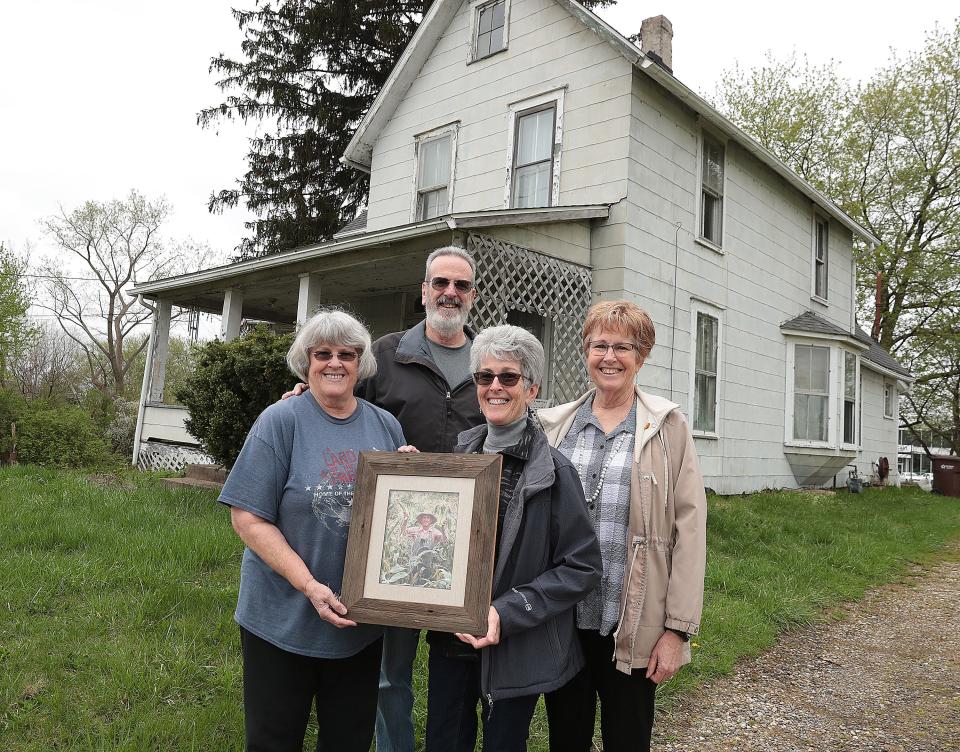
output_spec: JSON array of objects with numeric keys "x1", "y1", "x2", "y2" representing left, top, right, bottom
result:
[{"x1": 2, "y1": 0, "x2": 956, "y2": 266}]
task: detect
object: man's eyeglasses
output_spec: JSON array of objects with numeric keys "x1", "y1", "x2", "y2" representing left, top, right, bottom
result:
[
  {"x1": 429, "y1": 276, "x2": 475, "y2": 293},
  {"x1": 588, "y1": 342, "x2": 638, "y2": 356},
  {"x1": 472, "y1": 370, "x2": 526, "y2": 387},
  {"x1": 311, "y1": 348, "x2": 359, "y2": 362}
]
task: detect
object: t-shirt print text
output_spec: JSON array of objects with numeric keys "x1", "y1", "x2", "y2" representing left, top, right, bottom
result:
[{"x1": 309, "y1": 448, "x2": 360, "y2": 538}]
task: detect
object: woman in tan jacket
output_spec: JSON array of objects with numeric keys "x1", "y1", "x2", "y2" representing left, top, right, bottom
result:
[{"x1": 539, "y1": 300, "x2": 707, "y2": 752}]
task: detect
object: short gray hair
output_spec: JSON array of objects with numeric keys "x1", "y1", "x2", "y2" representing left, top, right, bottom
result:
[
  {"x1": 470, "y1": 325, "x2": 545, "y2": 387},
  {"x1": 287, "y1": 308, "x2": 377, "y2": 381},
  {"x1": 424, "y1": 246, "x2": 476, "y2": 280}
]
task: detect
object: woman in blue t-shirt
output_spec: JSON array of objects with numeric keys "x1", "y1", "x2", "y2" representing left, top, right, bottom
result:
[{"x1": 219, "y1": 308, "x2": 414, "y2": 752}]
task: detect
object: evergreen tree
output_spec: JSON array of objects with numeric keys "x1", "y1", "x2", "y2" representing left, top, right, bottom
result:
[{"x1": 201, "y1": 0, "x2": 615, "y2": 259}]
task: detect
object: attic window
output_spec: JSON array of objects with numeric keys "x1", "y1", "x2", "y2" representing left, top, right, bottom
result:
[{"x1": 473, "y1": 0, "x2": 508, "y2": 60}]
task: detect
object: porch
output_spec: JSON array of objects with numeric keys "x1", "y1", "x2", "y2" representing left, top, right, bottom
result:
[{"x1": 130, "y1": 207, "x2": 606, "y2": 469}]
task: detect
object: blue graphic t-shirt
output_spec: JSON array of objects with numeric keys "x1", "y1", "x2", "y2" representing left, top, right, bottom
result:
[{"x1": 219, "y1": 392, "x2": 405, "y2": 658}]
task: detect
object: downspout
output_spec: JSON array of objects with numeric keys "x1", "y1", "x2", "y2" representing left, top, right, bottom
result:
[
  {"x1": 668, "y1": 221, "x2": 682, "y2": 399},
  {"x1": 131, "y1": 296, "x2": 158, "y2": 468}
]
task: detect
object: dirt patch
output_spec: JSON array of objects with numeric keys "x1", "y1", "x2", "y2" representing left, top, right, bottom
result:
[
  {"x1": 85, "y1": 474, "x2": 136, "y2": 492},
  {"x1": 653, "y1": 549, "x2": 960, "y2": 751}
]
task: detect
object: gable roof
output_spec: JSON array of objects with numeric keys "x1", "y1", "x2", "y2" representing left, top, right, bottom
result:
[
  {"x1": 780, "y1": 311, "x2": 912, "y2": 381},
  {"x1": 342, "y1": 0, "x2": 879, "y2": 246}
]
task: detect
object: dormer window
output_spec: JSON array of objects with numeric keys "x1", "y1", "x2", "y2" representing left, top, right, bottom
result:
[{"x1": 472, "y1": 0, "x2": 509, "y2": 61}]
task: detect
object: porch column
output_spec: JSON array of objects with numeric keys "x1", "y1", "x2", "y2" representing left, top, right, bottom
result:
[
  {"x1": 297, "y1": 273, "x2": 322, "y2": 326},
  {"x1": 221, "y1": 288, "x2": 244, "y2": 341},
  {"x1": 148, "y1": 299, "x2": 172, "y2": 402}
]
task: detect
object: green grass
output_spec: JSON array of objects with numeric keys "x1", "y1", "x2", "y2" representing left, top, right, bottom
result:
[{"x1": 1, "y1": 467, "x2": 957, "y2": 751}]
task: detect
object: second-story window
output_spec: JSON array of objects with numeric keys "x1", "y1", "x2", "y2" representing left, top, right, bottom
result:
[
  {"x1": 813, "y1": 213, "x2": 829, "y2": 300},
  {"x1": 512, "y1": 104, "x2": 556, "y2": 208},
  {"x1": 699, "y1": 134, "x2": 725, "y2": 247},
  {"x1": 414, "y1": 127, "x2": 456, "y2": 221},
  {"x1": 474, "y1": 0, "x2": 507, "y2": 59}
]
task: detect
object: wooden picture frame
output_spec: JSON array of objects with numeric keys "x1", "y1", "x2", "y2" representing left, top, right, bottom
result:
[{"x1": 341, "y1": 451, "x2": 502, "y2": 634}]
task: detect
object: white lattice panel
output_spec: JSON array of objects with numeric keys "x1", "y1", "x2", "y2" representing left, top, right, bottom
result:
[
  {"x1": 467, "y1": 233, "x2": 591, "y2": 404},
  {"x1": 137, "y1": 442, "x2": 215, "y2": 473}
]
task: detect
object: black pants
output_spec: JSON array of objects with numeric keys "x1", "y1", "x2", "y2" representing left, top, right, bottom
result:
[
  {"x1": 240, "y1": 627, "x2": 382, "y2": 752},
  {"x1": 544, "y1": 629, "x2": 657, "y2": 752},
  {"x1": 425, "y1": 648, "x2": 540, "y2": 752}
]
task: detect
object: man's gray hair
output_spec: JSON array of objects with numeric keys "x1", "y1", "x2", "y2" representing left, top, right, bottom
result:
[
  {"x1": 470, "y1": 325, "x2": 545, "y2": 387},
  {"x1": 424, "y1": 246, "x2": 476, "y2": 280},
  {"x1": 287, "y1": 308, "x2": 377, "y2": 381}
]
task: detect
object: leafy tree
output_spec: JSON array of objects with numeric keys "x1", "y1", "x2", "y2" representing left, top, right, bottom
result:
[
  {"x1": 176, "y1": 325, "x2": 295, "y2": 467},
  {"x1": 201, "y1": 0, "x2": 615, "y2": 258},
  {"x1": 0, "y1": 244, "x2": 35, "y2": 382},
  {"x1": 713, "y1": 22, "x2": 960, "y2": 442},
  {"x1": 39, "y1": 191, "x2": 216, "y2": 399},
  {"x1": 4, "y1": 322, "x2": 86, "y2": 401}
]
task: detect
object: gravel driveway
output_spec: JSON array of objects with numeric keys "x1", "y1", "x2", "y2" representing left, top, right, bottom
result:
[{"x1": 652, "y1": 548, "x2": 960, "y2": 751}]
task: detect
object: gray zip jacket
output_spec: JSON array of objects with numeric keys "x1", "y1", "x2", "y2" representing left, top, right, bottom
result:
[{"x1": 456, "y1": 419, "x2": 602, "y2": 701}]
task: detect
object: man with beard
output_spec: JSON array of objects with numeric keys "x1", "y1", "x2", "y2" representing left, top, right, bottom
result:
[{"x1": 359, "y1": 246, "x2": 484, "y2": 752}]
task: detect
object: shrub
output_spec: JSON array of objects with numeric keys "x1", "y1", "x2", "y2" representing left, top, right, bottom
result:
[
  {"x1": 16, "y1": 401, "x2": 111, "y2": 468},
  {"x1": 105, "y1": 398, "x2": 139, "y2": 455},
  {"x1": 175, "y1": 326, "x2": 295, "y2": 468}
]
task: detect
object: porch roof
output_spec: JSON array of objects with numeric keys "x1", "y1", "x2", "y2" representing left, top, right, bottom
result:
[{"x1": 131, "y1": 204, "x2": 608, "y2": 321}]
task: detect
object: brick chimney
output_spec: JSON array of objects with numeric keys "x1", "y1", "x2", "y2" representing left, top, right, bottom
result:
[{"x1": 640, "y1": 15, "x2": 673, "y2": 74}]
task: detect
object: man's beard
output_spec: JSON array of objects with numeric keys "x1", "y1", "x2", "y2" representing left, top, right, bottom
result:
[{"x1": 425, "y1": 294, "x2": 471, "y2": 338}]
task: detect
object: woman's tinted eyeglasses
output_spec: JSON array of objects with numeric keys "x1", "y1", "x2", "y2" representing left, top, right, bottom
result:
[
  {"x1": 429, "y1": 276, "x2": 475, "y2": 293},
  {"x1": 472, "y1": 370, "x2": 526, "y2": 387},
  {"x1": 311, "y1": 349, "x2": 359, "y2": 362}
]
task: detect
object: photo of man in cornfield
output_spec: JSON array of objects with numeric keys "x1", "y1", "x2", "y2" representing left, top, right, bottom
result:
[{"x1": 378, "y1": 490, "x2": 458, "y2": 589}]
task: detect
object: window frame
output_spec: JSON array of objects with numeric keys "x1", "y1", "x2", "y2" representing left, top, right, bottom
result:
[
  {"x1": 688, "y1": 300, "x2": 723, "y2": 439},
  {"x1": 811, "y1": 212, "x2": 830, "y2": 303},
  {"x1": 840, "y1": 349, "x2": 860, "y2": 450},
  {"x1": 469, "y1": 0, "x2": 511, "y2": 63},
  {"x1": 411, "y1": 122, "x2": 459, "y2": 222},
  {"x1": 696, "y1": 128, "x2": 727, "y2": 252},
  {"x1": 883, "y1": 382, "x2": 896, "y2": 419},
  {"x1": 784, "y1": 339, "x2": 838, "y2": 448},
  {"x1": 504, "y1": 88, "x2": 565, "y2": 209}
]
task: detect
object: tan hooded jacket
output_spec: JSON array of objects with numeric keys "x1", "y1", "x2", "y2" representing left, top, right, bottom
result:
[{"x1": 537, "y1": 387, "x2": 707, "y2": 674}]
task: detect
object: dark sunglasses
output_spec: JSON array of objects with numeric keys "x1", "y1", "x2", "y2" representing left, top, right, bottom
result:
[
  {"x1": 472, "y1": 370, "x2": 526, "y2": 387},
  {"x1": 429, "y1": 276, "x2": 474, "y2": 293},
  {"x1": 311, "y1": 348, "x2": 359, "y2": 362}
]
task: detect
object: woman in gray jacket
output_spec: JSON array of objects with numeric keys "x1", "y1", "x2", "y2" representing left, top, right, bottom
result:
[
  {"x1": 540, "y1": 301, "x2": 707, "y2": 752},
  {"x1": 425, "y1": 325, "x2": 602, "y2": 752}
]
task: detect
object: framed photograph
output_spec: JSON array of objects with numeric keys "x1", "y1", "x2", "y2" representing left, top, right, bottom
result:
[{"x1": 341, "y1": 451, "x2": 502, "y2": 634}]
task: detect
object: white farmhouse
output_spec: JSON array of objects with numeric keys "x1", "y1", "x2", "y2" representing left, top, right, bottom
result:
[{"x1": 131, "y1": 0, "x2": 911, "y2": 493}]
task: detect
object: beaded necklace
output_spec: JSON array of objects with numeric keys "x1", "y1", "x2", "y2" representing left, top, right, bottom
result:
[{"x1": 576, "y1": 429, "x2": 629, "y2": 507}]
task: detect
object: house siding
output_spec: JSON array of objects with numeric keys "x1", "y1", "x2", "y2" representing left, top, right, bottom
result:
[
  {"x1": 852, "y1": 367, "x2": 901, "y2": 484},
  {"x1": 366, "y1": 0, "x2": 633, "y2": 231},
  {"x1": 610, "y1": 71, "x2": 860, "y2": 493}
]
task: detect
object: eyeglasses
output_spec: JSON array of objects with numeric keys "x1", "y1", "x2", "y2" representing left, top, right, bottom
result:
[
  {"x1": 428, "y1": 276, "x2": 475, "y2": 293},
  {"x1": 472, "y1": 370, "x2": 526, "y2": 387},
  {"x1": 588, "y1": 341, "x2": 638, "y2": 356},
  {"x1": 311, "y1": 348, "x2": 359, "y2": 362}
]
